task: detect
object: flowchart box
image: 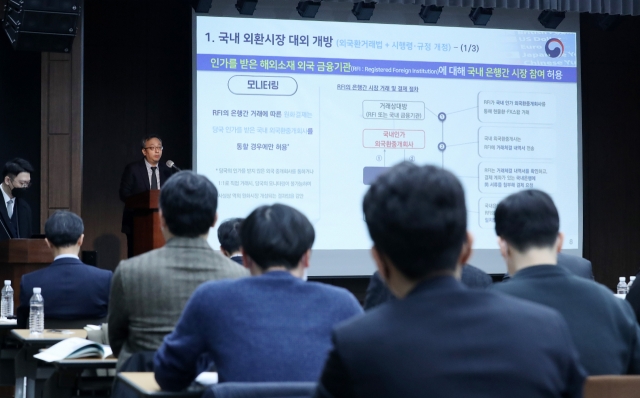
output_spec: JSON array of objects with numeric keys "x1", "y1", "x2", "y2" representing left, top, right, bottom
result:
[
  {"x1": 363, "y1": 129, "x2": 425, "y2": 149},
  {"x1": 362, "y1": 101, "x2": 425, "y2": 120},
  {"x1": 479, "y1": 127, "x2": 555, "y2": 159},
  {"x1": 479, "y1": 162, "x2": 555, "y2": 194},
  {"x1": 478, "y1": 92, "x2": 556, "y2": 124},
  {"x1": 479, "y1": 197, "x2": 499, "y2": 229}
]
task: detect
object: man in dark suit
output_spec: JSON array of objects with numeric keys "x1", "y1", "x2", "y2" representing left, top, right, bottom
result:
[
  {"x1": 0, "y1": 158, "x2": 34, "y2": 241},
  {"x1": 503, "y1": 252, "x2": 594, "y2": 281},
  {"x1": 364, "y1": 264, "x2": 492, "y2": 310},
  {"x1": 492, "y1": 190, "x2": 640, "y2": 375},
  {"x1": 18, "y1": 211, "x2": 112, "y2": 325},
  {"x1": 119, "y1": 135, "x2": 173, "y2": 257},
  {"x1": 217, "y1": 218, "x2": 245, "y2": 266},
  {"x1": 557, "y1": 252, "x2": 594, "y2": 279},
  {"x1": 314, "y1": 163, "x2": 585, "y2": 398}
]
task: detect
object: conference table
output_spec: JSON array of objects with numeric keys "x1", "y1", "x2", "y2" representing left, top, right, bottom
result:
[
  {"x1": 45, "y1": 356, "x2": 117, "y2": 397},
  {"x1": 11, "y1": 329, "x2": 87, "y2": 398},
  {"x1": 117, "y1": 372, "x2": 206, "y2": 397}
]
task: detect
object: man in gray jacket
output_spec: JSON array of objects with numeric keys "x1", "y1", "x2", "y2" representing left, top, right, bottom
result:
[{"x1": 108, "y1": 171, "x2": 248, "y2": 367}]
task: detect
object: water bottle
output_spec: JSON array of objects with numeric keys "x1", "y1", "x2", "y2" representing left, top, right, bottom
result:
[
  {"x1": 617, "y1": 277, "x2": 628, "y2": 295},
  {"x1": 29, "y1": 288, "x2": 44, "y2": 335},
  {"x1": 1, "y1": 280, "x2": 13, "y2": 319},
  {"x1": 630, "y1": 276, "x2": 637, "y2": 290}
]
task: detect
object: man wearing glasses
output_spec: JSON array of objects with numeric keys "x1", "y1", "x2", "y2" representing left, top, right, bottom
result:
[
  {"x1": 0, "y1": 158, "x2": 34, "y2": 241},
  {"x1": 119, "y1": 135, "x2": 174, "y2": 258}
]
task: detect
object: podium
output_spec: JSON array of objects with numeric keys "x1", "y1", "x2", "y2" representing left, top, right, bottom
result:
[
  {"x1": 125, "y1": 190, "x2": 165, "y2": 256},
  {"x1": 0, "y1": 239, "x2": 53, "y2": 309}
]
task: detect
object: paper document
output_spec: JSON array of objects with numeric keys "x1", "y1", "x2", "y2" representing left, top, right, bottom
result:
[{"x1": 34, "y1": 337, "x2": 112, "y2": 362}]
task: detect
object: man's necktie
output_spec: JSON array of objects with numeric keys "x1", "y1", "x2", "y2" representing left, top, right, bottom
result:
[
  {"x1": 151, "y1": 167, "x2": 158, "y2": 190},
  {"x1": 6, "y1": 199, "x2": 13, "y2": 219}
]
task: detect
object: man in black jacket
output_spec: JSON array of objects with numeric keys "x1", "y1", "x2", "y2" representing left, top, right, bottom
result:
[
  {"x1": 364, "y1": 264, "x2": 492, "y2": 310},
  {"x1": 314, "y1": 163, "x2": 585, "y2": 398},
  {"x1": 119, "y1": 135, "x2": 173, "y2": 257},
  {"x1": 492, "y1": 189, "x2": 640, "y2": 375},
  {"x1": 0, "y1": 158, "x2": 34, "y2": 241}
]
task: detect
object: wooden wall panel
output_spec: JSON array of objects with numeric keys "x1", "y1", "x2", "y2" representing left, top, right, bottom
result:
[
  {"x1": 48, "y1": 61, "x2": 72, "y2": 135},
  {"x1": 40, "y1": 3, "x2": 83, "y2": 227},
  {"x1": 47, "y1": 135, "x2": 72, "y2": 207}
]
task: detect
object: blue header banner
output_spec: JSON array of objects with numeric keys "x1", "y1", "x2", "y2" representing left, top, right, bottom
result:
[{"x1": 197, "y1": 54, "x2": 577, "y2": 83}]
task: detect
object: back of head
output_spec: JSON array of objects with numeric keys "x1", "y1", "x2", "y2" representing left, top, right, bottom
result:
[
  {"x1": 3, "y1": 157, "x2": 34, "y2": 178},
  {"x1": 363, "y1": 162, "x2": 467, "y2": 279},
  {"x1": 494, "y1": 189, "x2": 559, "y2": 251},
  {"x1": 45, "y1": 210, "x2": 84, "y2": 248},
  {"x1": 218, "y1": 218, "x2": 244, "y2": 253},
  {"x1": 240, "y1": 204, "x2": 315, "y2": 270},
  {"x1": 159, "y1": 171, "x2": 218, "y2": 237}
]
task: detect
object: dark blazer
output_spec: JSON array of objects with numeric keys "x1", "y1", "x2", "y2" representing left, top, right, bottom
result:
[
  {"x1": 0, "y1": 196, "x2": 32, "y2": 241},
  {"x1": 119, "y1": 159, "x2": 173, "y2": 233},
  {"x1": 493, "y1": 265, "x2": 640, "y2": 375},
  {"x1": 503, "y1": 253, "x2": 594, "y2": 281},
  {"x1": 363, "y1": 264, "x2": 492, "y2": 310},
  {"x1": 315, "y1": 276, "x2": 585, "y2": 398},
  {"x1": 19, "y1": 257, "x2": 112, "y2": 320},
  {"x1": 626, "y1": 281, "x2": 640, "y2": 325},
  {"x1": 557, "y1": 253, "x2": 594, "y2": 280},
  {"x1": 229, "y1": 256, "x2": 244, "y2": 266}
]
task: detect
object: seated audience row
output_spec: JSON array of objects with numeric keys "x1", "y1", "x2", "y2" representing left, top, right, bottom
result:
[{"x1": 17, "y1": 164, "x2": 640, "y2": 398}]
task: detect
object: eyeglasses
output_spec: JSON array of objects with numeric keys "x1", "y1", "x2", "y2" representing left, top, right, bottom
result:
[{"x1": 144, "y1": 146, "x2": 163, "y2": 152}]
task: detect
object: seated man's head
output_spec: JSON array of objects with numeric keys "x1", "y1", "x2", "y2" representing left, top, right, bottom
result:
[
  {"x1": 363, "y1": 162, "x2": 471, "y2": 298},
  {"x1": 495, "y1": 189, "x2": 562, "y2": 275},
  {"x1": 2, "y1": 158, "x2": 34, "y2": 199},
  {"x1": 240, "y1": 204, "x2": 314, "y2": 277},
  {"x1": 45, "y1": 210, "x2": 84, "y2": 255},
  {"x1": 218, "y1": 218, "x2": 244, "y2": 258},
  {"x1": 159, "y1": 171, "x2": 218, "y2": 239}
]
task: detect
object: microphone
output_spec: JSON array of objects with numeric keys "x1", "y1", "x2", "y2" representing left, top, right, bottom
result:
[{"x1": 166, "y1": 160, "x2": 182, "y2": 172}]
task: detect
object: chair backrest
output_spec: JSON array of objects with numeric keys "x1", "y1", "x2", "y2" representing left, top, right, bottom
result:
[
  {"x1": 584, "y1": 375, "x2": 640, "y2": 398},
  {"x1": 204, "y1": 382, "x2": 317, "y2": 398}
]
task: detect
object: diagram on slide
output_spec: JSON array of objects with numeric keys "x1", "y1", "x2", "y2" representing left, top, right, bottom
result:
[{"x1": 358, "y1": 91, "x2": 557, "y2": 231}]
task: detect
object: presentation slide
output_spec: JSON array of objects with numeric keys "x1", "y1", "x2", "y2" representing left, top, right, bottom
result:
[{"x1": 195, "y1": 16, "x2": 579, "y2": 276}]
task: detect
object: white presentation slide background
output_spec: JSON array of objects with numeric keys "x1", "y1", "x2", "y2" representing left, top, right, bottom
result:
[{"x1": 193, "y1": 6, "x2": 582, "y2": 276}]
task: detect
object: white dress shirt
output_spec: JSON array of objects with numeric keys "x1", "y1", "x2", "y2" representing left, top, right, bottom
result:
[
  {"x1": 54, "y1": 254, "x2": 80, "y2": 261},
  {"x1": 144, "y1": 159, "x2": 161, "y2": 189}
]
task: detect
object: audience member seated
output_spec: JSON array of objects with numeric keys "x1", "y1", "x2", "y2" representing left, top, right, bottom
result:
[
  {"x1": 492, "y1": 189, "x2": 640, "y2": 375},
  {"x1": 154, "y1": 203, "x2": 363, "y2": 390},
  {"x1": 314, "y1": 163, "x2": 585, "y2": 398},
  {"x1": 18, "y1": 210, "x2": 112, "y2": 325},
  {"x1": 217, "y1": 217, "x2": 244, "y2": 266},
  {"x1": 364, "y1": 263, "x2": 492, "y2": 310},
  {"x1": 502, "y1": 252, "x2": 594, "y2": 281},
  {"x1": 108, "y1": 171, "x2": 248, "y2": 368}
]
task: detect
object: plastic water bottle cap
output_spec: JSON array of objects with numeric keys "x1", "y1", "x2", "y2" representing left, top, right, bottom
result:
[
  {"x1": 33, "y1": 288, "x2": 41, "y2": 294},
  {"x1": 3, "y1": 280, "x2": 9, "y2": 285},
  {"x1": 620, "y1": 277, "x2": 626, "y2": 281}
]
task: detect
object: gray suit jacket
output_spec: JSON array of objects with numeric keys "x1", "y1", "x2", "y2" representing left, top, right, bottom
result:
[{"x1": 108, "y1": 237, "x2": 249, "y2": 367}]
